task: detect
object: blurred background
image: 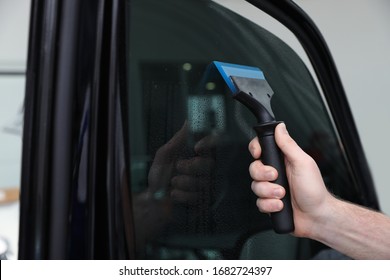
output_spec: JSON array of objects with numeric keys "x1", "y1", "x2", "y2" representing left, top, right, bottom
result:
[
  {"x1": 0, "y1": 0, "x2": 389, "y2": 259},
  {"x1": 0, "y1": 0, "x2": 30, "y2": 259}
]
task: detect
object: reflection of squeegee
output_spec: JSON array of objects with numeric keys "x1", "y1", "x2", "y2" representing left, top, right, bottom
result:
[
  {"x1": 202, "y1": 61, "x2": 294, "y2": 234},
  {"x1": 0, "y1": 188, "x2": 20, "y2": 205}
]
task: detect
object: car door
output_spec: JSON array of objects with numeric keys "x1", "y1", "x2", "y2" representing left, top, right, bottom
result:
[{"x1": 18, "y1": 0, "x2": 378, "y2": 259}]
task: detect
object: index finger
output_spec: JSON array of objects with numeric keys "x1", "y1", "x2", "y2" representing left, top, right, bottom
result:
[{"x1": 248, "y1": 136, "x2": 261, "y2": 159}]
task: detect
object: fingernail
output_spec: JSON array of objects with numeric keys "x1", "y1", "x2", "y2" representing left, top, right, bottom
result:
[
  {"x1": 248, "y1": 145, "x2": 254, "y2": 155},
  {"x1": 279, "y1": 123, "x2": 289, "y2": 135},
  {"x1": 265, "y1": 169, "x2": 276, "y2": 180},
  {"x1": 273, "y1": 188, "x2": 283, "y2": 198},
  {"x1": 274, "y1": 200, "x2": 284, "y2": 211}
]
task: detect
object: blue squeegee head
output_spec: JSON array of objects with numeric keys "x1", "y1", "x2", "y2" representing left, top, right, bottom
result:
[{"x1": 212, "y1": 61, "x2": 265, "y2": 94}]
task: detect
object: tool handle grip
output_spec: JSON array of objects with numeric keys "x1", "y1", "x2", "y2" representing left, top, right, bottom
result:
[{"x1": 253, "y1": 122, "x2": 294, "y2": 234}]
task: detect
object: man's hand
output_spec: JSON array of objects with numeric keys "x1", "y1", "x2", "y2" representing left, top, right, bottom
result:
[{"x1": 248, "y1": 123, "x2": 332, "y2": 237}]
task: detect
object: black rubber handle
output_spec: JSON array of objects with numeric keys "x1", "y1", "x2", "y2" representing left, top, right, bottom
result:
[{"x1": 253, "y1": 121, "x2": 294, "y2": 234}]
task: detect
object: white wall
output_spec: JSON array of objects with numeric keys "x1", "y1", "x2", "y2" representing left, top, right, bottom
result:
[
  {"x1": 0, "y1": 0, "x2": 30, "y2": 72},
  {"x1": 0, "y1": 0, "x2": 31, "y2": 259}
]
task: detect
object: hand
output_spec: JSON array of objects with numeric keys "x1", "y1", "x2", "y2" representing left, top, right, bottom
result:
[
  {"x1": 133, "y1": 122, "x2": 189, "y2": 249},
  {"x1": 171, "y1": 133, "x2": 216, "y2": 205},
  {"x1": 147, "y1": 121, "x2": 216, "y2": 205},
  {"x1": 248, "y1": 123, "x2": 332, "y2": 237},
  {"x1": 147, "y1": 121, "x2": 189, "y2": 199},
  {"x1": 134, "y1": 121, "x2": 217, "y2": 248}
]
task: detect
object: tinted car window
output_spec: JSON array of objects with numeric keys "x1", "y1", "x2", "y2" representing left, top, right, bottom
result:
[{"x1": 125, "y1": 0, "x2": 361, "y2": 259}]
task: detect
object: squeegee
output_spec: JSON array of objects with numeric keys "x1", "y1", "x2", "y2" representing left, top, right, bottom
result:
[{"x1": 205, "y1": 61, "x2": 294, "y2": 234}]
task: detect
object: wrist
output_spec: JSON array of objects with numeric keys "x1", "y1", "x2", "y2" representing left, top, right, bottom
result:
[
  {"x1": 299, "y1": 192, "x2": 339, "y2": 241},
  {"x1": 308, "y1": 193, "x2": 343, "y2": 241}
]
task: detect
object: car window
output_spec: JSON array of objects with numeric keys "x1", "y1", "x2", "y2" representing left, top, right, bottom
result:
[{"x1": 125, "y1": 0, "x2": 362, "y2": 259}]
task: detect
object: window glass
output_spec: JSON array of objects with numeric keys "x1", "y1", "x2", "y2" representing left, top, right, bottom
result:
[{"x1": 125, "y1": 0, "x2": 361, "y2": 259}]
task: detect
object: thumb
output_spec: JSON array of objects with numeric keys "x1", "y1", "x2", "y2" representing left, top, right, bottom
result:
[
  {"x1": 148, "y1": 121, "x2": 188, "y2": 193},
  {"x1": 274, "y1": 123, "x2": 304, "y2": 164},
  {"x1": 154, "y1": 121, "x2": 188, "y2": 164}
]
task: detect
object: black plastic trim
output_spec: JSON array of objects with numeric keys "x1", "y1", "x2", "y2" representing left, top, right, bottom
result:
[
  {"x1": 19, "y1": 0, "x2": 133, "y2": 259},
  {"x1": 19, "y1": 0, "x2": 60, "y2": 259}
]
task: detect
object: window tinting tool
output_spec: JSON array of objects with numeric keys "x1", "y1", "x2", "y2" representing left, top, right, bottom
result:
[{"x1": 204, "y1": 61, "x2": 294, "y2": 234}]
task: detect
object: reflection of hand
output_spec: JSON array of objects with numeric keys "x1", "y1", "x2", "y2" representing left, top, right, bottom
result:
[
  {"x1": 133, "y1": 121, "x2": 217, "y2": 252},
  {"x1": 133, "y1": 122, "x2": 188, "y2": 252},
  {"x1": 147, "y1": 121, "x2": 189, "y2": 198},
  {"x1": 171, "y1": 134, "x2": 216, "y2": 205},
  {"x1": 147, "y1": 120, "x2": 217, "y2": 205}
]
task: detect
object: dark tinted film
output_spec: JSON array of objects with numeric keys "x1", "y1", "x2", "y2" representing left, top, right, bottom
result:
[{"x1": 125, "y1": 0, "x2": 360, "y2": 259}]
